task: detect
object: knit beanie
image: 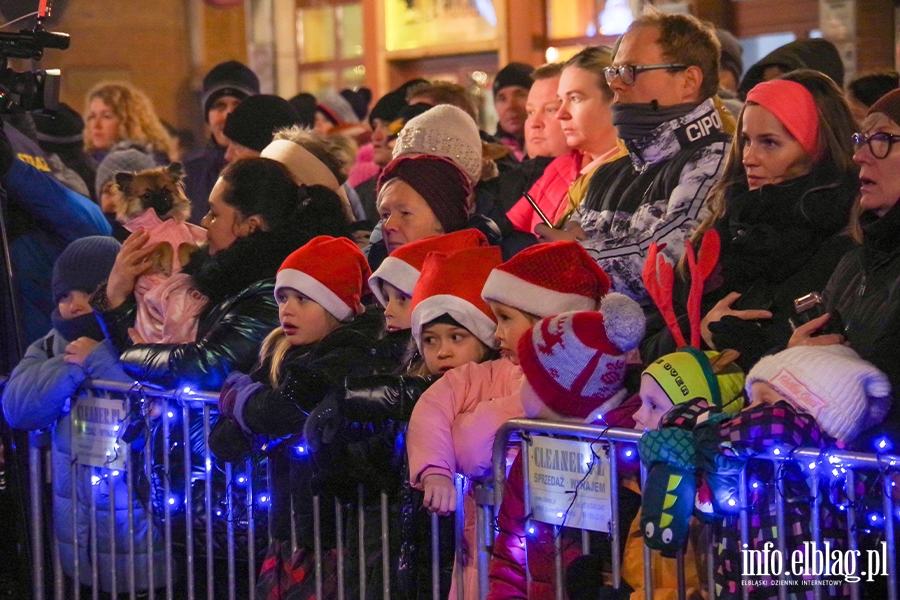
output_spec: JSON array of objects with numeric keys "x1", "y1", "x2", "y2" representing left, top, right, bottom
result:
[
  {"x1": 745, "y1": 345, "x2": 892, "y2": 443},
  {"x1": 340, "y1": 88, "x2": 372, "y2": 122},
  {"x1": 223, "y1": 95, "x2": 300, "y2": 152},
  {"x1": 746, "y1": 79, "x2": 820, "y2": 159},
  {"x1": 52, "y1": 236, "x2": 122, "y2": 301},
  {"x1": 289, "y1": 92, "x2": 318, "y2": 129},
  {"x1": 643, "y1": 348, "x2": 745, "y2": 415},
  {"x1": 868, "y1": 88, "x2": 900, "y2": 126},
  {"x1": 517, "y1": 295, "x2": 647, "y2": 420},
  {"x1": 274, "y1": 236, "x2": 372, "y2": 322},
  {"x1": 392, "y1": 104, "x2": 483, "y2": 183},
  {"x1": 377, "y1": 155, "x2": 473, "y2": 233},
  {"x1": 317, "y1": 91, "x2": 361, "y2": 126},
  {"x1": 481, "y1": 241, "x2": 610, "y2": 317},
  {"x1": 715, "y1": 29, "x2": 744, "y2": 85},
  {"x1": 202, "y1": 60, "x2": 260, "y2": 118},
  {"x1": 369, "y1": 229, "x2": 489, "y2": 307},
  {"x1": 33, "y1": 103, "x2": 83, "y2": 148},
  {"x1": 410, "y1": 246, "x2": 502, "y2": 350},
  {"x1": 493, "y1": 62, "x2": 535, "y2": 97},
  {"x1": 95, "y1": 142, "x2": 157, "y2": 194}
]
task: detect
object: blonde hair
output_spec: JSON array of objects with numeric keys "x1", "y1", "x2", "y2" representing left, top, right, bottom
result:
[
  {"x1": 85, "y1": 81, "x2": 176, "y2": 159},
  {"x1": 259, "y1": 328, "x2": 293, "y2": 388}
]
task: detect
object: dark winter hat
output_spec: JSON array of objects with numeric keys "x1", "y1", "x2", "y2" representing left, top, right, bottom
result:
[
  {"x1": 868, "y1": 88, "x2": 900, "y2": 126},
  {"x1": 340, "y1": 87, "x2": 373, "y2": 122},
  {"x1": 52, "y1": 236, "x2": 122, "y2": 301},
  {"x1": 289, "y1": 92, "x2": 318, "y2": 128},
  {"x1": 716, "y1": 29, "x2": 744, "y2": 84},
  {"x1": 377, "y1": 155, "x2": 473, "y2": 233},
  {"x1": 95, "y1": 142, "x2": 157, "y2": 194},
  {"x1": 32, "y1": 103, "x2": 83, "y2": 148},
  {"x1": 223, "y1": 95, "x2": 300, "y2": 152},
  {"x1": 738, "y1": 39, "x2": 844, "y2": 99},
  {"x1": 492, "y1": 62, "x2": 535, "y2": 97},
  {"x1": 202, "y1": 60, "x2": 260, "y2": 119}
]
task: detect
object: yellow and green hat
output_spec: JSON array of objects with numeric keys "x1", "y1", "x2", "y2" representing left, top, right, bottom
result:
[{"x1": 642, "y1": 347, "x2": 744, "y2": 414}]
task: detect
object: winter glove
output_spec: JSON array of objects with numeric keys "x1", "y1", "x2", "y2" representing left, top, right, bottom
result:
[
  {"x1": 639, "y1": 427, "x2": 697, "y2": 556},
  {"x1": 302, "y1": 387, "x2": 344, "y2": 452},
  {"x1": 708, "y1": 315, "x2": 774, "y2": 369},
  {"x1": 218, "y1": 371, "x2": 264, "y2": 434}
]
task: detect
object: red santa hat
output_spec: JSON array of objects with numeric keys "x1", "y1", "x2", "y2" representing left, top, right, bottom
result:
[
  {"x1": 275, "y1": 236, "x2": 372, "y2": 322},
  {"x1": 410, "y1": 246, "x2": 503, "y2": 351},
  {"x1": 481, "y1": 241, "x2": 611, "y2": 317},
  {"x1": 368, "y1": 229, "x2": 489, "y2": 307},
  {"x1": 518, "y1": 294, "x2": 646, "y2": 419}
]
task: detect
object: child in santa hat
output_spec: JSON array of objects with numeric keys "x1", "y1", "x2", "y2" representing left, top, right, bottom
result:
[
  {"x1": 487, "y1": 302, "x2": 646, "y2": 600},
  {"x1": 407, "y1": 240, "x2": 614, "y2": 599},
  {"x1": 208, "y1": 236, "x2": 393, "y2": 599}
]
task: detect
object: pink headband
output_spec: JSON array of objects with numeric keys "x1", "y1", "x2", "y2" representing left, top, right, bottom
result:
[{"x1": 745, "y1": 79, "x2": 820, "y2": 160}]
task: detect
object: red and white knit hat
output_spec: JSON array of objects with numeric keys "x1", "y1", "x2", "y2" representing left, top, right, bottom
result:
[
  {"x1": 368, "y1": 229, "x2": 489, "y2": 307},
  {"x1": 410, "y1": 246, "x2": 503, "y2": 351},
  {"x1": 274, "y1": 236, "x2": 372, "y2": 322},
  {"x1": 518, "y1": 294, "x2": 646, "y2": 419},
  {"x1": 481, "y1": 241, "x2": 611, "y2": 317}
]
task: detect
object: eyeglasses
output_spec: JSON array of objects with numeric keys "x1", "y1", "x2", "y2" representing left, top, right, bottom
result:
[
  {"x1": 852, "y1": 131, "x2": 900, "y2": 159},
  {"x1": 603, "y1": 63, "x2": 688, "y2": 85}
]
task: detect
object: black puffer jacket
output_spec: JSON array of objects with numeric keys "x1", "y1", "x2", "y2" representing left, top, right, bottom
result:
[
  {"x1": 824, "y1": 202, "x2": 900, "y2": 428},
  {"x1": 95, "y1": 227, "x2": 309, "y2": 390},
  {"x1": 641, "y1": 167, "x2": 858, "y2": 370}
]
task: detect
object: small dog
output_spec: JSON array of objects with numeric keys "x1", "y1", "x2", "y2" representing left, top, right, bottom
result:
[{"x1": 114, "y1": 162, "x2": 196, "y2": 277}]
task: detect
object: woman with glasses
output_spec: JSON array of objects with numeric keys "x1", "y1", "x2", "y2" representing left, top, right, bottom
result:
[
  {"x1": 791, "y1": 87, "x2": 900, "y2": 428},
  {"x1": 667, "y1": 70, "x2": 859, "y2": 371}
]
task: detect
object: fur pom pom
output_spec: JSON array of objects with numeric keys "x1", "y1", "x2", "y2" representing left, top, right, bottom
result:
[{"x1": 600, "y1": 292, "x2": 646, "y2": 352}]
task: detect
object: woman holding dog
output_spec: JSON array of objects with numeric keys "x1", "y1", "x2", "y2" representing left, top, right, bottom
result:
[{"x1": 92, "y1": 157, "x2": 351, "y2": 390}]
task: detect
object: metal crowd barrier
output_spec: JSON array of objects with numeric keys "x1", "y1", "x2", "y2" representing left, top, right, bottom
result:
[
  {"x1": 490, "y1": 418, "x2": 900, "y2": 600},
  {"x1": 23, "y1": 379, "x2": 900, "y2": 600}
]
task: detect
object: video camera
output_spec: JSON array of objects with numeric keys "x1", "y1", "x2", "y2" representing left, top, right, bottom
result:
[{"x1": 0, "y1": 1, "x2": 69, "y2": 114}]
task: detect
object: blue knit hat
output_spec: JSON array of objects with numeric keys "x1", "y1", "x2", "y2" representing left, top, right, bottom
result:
[{"x1": 52, "y1": 236, "x2": 122, "y2": 302}]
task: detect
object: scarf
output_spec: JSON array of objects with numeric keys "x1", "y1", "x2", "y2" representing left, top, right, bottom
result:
[
  {"x1": 51, "y1": 309, "x2": 105, "y2": 343},
  {"x1": 861, "y1": 199, "x2": 900, "y2": 262},
  {"x1": 715, "y1": 168, "x2": 857, "y2": 291},
  {"x1": 610, "y1": 101, "x2": 698, "y2": 141}
]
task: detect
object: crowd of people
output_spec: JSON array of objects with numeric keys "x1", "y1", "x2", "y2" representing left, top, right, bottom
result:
[{"x1": 2, "y1": 5, "x2": 900, "y2": 599}]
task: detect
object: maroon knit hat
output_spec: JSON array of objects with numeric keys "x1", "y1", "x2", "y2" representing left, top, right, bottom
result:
[
  {"x1": 868, "y1": 88, "x2": 900, "y2": 126},
  {"x1": 377, "y1": 155, "x2": 473, "y2": 233}
]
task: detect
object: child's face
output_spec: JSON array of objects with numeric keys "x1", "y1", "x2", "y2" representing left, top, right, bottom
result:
[
  {"x1": 421, "y1": 323, "x2": 488, "y2": 375},
  {"x1": 488, "y1": 301, "x2": 539, "y2": 365},
  {"x1": 58, "y1": 290, "x2": 93, "y2": 320},
  {"x1": 635, "y1": 375, "x2": 676, "y2": 431},
  {"x1": 276, "y1": 287, "x2": 340, "y2": 346},
  {"x1": 747, "y1": 381, "x2": 786, "y2": 408},
  {"x1": 382, "y1": 282, "x2": 412, "y2": 332}
]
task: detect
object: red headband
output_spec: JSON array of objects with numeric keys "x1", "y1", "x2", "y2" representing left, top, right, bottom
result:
[{"x1": 746, "y1": 79, "x2": 820, "y2": 160}]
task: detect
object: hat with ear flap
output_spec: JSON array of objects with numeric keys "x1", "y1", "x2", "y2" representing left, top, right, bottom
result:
[
  {"x1": 275, "y1": 236, "x2": 372, "y2": 322},
  {"x1": 643, "y1": 347, "x2": 745, "y2": 415}
]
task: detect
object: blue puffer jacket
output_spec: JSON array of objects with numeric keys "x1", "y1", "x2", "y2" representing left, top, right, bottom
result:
[
  {"x1": 2, "y1": 158, "x2": 111, "y2": 343},
  {"x1": 2, "y1": 331, "x2": 166, "y2": 592}
]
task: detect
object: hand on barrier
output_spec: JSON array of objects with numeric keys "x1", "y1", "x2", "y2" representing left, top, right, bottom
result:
[
  {"x1": 219, "y1": 371, "x2": 254, "y2": 418},
  {"x1": 63, "y1": 337, "x2": 99, "y2": 367},
  {"x1": 422, "y1": 473, "x2": 456, "y2": 516},
  {"x1": 302, "y1": 389, "x2": 344, "y2": 452}
]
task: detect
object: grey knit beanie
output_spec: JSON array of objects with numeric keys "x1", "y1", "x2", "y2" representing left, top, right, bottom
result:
[
  {"x1": 95, "y1": 142, "x2": 157, "y2": 194},
  {"x1": 52, "y1": 236, "x2": 122, "y2": 301}
]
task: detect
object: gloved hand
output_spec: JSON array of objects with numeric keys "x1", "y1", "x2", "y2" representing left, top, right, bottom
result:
[
  {"x1": 708, "y1": 315, "x2": 773, "y2": 368},
  {"x1": 302, "y1": 388, "x2": 344, "y2": 452},
  {"x1": 218, "y1": 371, "x2": 256, "y2": 419},
  {"x1": 0, "y1": 121, "x2": 12, "y2": 176}
]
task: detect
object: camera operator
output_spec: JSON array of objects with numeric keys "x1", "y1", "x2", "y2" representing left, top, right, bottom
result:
[{"x1": 0, "y1": 122, "x2": 110, "y2": 344}]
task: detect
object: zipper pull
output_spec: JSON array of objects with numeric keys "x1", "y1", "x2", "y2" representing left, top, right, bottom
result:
[{"x1": 858, "y1": 275, "x2": 867, "y2": 297}]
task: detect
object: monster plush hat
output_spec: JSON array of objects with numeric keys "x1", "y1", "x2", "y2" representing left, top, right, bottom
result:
[{"x1": 637, "y1": 230, "x2": 746, "y2": 556}]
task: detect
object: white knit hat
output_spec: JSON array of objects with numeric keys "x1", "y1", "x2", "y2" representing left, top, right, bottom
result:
[
  {"x1": 746, "y1": 345, "x2": 892, "y2": 443},
  {"x1": 392, "y1": 104, "x2": 483, "y2": 183}
]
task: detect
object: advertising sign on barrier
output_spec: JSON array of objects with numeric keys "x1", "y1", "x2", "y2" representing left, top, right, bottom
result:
[
  {"x1": 71, "y1": 396, "x2": 126, "y2": 470},
  {"x1": 527, "y1": 436, "x2": 612, "y2": 532}
]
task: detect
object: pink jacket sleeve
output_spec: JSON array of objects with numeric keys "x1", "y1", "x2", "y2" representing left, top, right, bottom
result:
[
  {"x1": 505, "y1": 152, "x2": 582, "y2": 234},
  {"x1": 407, "y1": 366, "x2": 471, "y2": 486}
]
